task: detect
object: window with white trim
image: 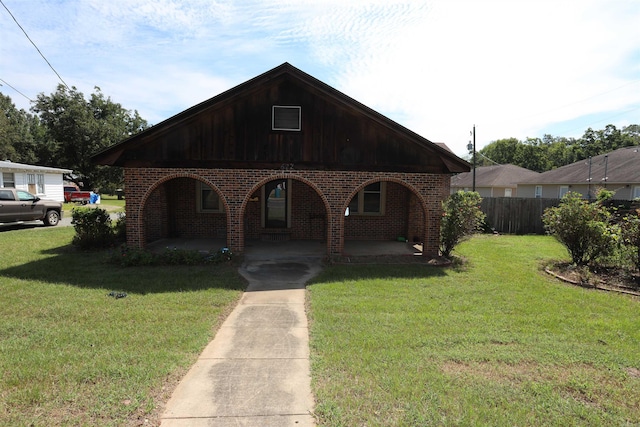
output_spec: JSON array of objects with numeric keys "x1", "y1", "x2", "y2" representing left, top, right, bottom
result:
[
  {"x1": 559, "y1": 185, "x2": 569, "y2": 198},
  {"x1": 634, "y1": 186, "x2": 640, "y2": 199},
  {"x1": 196, "y1": 182, "x2": 223, "y2": 213},
  {"x1": 37, "y1": 174, "x2": 45, "y2": 194},
  {"x1": 504, "y1": 188, "x2": 512, "y2": 197},
  {"x1": 348, "y1": 182, "x2": 386, "y2": 215},
  {"x1": 272, "y1": 106, "x2": 301, "y2": 131},
  {"x1": 2, "y1": 172, "x2": 15, "y2": 188},
  {"x1": 534, "y1": 185, "x2": 542, "y2": 198}
]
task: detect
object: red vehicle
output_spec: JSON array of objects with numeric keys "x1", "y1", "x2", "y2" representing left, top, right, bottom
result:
[{"x1": 64, "y1": 186, "x2": 91, "y2": 204}]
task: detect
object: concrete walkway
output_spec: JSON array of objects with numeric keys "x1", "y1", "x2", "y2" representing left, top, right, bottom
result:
[{"x1": 160, "y1": 254, "x2": 323, "y2": 427}]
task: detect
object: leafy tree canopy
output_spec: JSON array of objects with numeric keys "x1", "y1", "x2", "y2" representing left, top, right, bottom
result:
[
  {"x1": 31, "y1": 85, "x2": 148, "y2": 191},
  {"x1": 0, "y1": 93, "x2": 41, "y2": 164}
]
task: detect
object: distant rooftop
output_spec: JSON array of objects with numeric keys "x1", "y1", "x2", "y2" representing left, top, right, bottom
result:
[
  {"x1": 0, "y1": 160, "x2": 72, "y2": 174},
  {"x1": 517, "y1": 146, "x2": 640, "y2": 185},
  {"x1": 451, "y1": 164, "x2": 540, "y2": 188}
]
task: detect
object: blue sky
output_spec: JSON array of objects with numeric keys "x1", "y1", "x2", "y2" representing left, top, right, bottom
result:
[{"x1": 1, "y1": 0, "x2": 638, "y2": 157}]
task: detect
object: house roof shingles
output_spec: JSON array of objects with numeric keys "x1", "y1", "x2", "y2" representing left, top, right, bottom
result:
[
  {"x1": 451, "y1": 164, "x2": 540, "y2": 188},
  {"x1": 517, "y1": 146, "x2": 640, "y2": 185}
]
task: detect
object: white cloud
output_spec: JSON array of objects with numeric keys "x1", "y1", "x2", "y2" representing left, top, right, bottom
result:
[
  {"x1": 328, "y1": 1, "x2": 633, "y2": 147},
  {"x1": 1, "y1": 0, "x2": 638, "y2": 157}
]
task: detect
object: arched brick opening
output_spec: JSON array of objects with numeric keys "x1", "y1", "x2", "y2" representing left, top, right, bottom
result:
[
  {"x1": 240, "y1": 174, "x2": 331, "y2": 254},
  {"x1": 341, "y1": 177, "x2": 428, "y2": 256},
  {"x1": 138, "y1": 174, "x2": 229, "y2": 247}
]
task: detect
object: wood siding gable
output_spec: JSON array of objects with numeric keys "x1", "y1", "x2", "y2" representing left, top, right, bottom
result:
[{"x1": 93, "y1": 63, "x2": 469, "y2": 174}]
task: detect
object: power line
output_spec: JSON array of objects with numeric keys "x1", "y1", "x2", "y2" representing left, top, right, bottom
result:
[
  {"x1": 0, "y1": 0, "x2": 70, "y2": 90},
  {"x1": 0, "y1": 78, "x2": 33, "y2": 102},
  {"x1": 477, "y1": 151, "x2": 501, "y2": 166},
  {"x1": 479, "y1": 80, "x2": 640, "y2": 141}
]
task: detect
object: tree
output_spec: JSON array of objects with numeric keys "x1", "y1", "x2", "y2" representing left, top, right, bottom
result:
[
  {"x1": 621, "y1": 124, "x2": 640, "y2": 146},
  {"x1": 0, "y1": 93, "x2": 43, "y2": 163},
  {"x1": 478, "y1": 138, "x2": 521, "y2": 166},
  {"x1": 543, "y1": 136, "x2": 580, "y2": 170},
  {"x1": 31, "y1": 85, "x2": 148, "y2": 191},
  {"x1": 577, "y1": 125, "x2": 631, "y2": 160},
  {"x1": 440, "y1": 191, "x2": 485, "y2": 258},
  {"x1": 515, "y1": 138, "x2": 550, "y2": 172}
]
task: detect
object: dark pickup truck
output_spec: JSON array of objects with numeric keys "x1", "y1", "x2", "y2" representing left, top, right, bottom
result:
[{"x1": 0, "y1": 188, "x2": 63, "y2": 226}]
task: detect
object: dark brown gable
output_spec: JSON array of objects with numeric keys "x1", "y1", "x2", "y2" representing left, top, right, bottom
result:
[{"x1": 93, "y1": 63, "x2": 469, "y2": 174}]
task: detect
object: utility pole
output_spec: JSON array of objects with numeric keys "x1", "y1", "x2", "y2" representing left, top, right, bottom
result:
[
  {"x1": 472, "y1": 125, "x2": 476, "y2": 192},
  {"x1": 467, "y1": 125, "x2": 476, "y2": 191},
  {"x1": 587, "y1": 157, "x2": 592, "y2": 199}
]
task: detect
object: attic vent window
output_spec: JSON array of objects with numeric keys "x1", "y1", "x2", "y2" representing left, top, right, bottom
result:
[{"x1": 272, "y1": 106, "x2": 301, "y2": 131}]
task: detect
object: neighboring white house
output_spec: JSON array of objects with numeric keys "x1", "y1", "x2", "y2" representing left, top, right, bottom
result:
[
  {"x1": 0, "y1": 160, "x2": 72, "y2": 202},
  {"x1": 517, "y1": 146, "x2": 640, "y2": 200}
]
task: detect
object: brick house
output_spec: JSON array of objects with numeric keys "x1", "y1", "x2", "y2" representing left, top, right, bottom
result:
[{"x1": 92, "y1": 63, "x2": 469, "y2": 258}]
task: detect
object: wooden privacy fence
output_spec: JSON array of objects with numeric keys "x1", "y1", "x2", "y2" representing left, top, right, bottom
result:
[{"x1": 480, "y1": 198, "x2": 561, "y2": 235}]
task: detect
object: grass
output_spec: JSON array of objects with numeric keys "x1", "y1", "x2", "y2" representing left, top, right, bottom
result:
[
  {"x1": 62, "y1": 194, "x2": 125, "y2": 214},
  {"x1": 3, "y1": 229, "x2": 639, "y2": 426},
  {"x1": 308, "y1": 235, "x2": 640, "y2": 426},
  {"x1": 0, "y1": 226, "x2": 245, "y2": 426}
]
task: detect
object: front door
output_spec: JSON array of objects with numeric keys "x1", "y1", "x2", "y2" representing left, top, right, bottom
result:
[{"x1": 264, "y1": 180, "x2": 288, "y2": 228}]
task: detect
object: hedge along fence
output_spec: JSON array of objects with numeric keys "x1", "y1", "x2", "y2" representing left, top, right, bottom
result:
[{"x1": 481, "y1": 198, "x2": 561, "y2": 235}]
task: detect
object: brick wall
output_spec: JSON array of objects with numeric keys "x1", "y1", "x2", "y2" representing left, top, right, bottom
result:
[
  {"x1": 143, "y1": 183, "x2": 167, "y2": 243},
  {"x1": 141, "y1": 177, "x2": 226, "y2": 241},
  {"x1": 124, "y1": 168, "x2": 447, "y2": 258},
  {"x1": 344, "y1": 182, "x2": 409, "y2": 240},
  {"x1": 407, "y1": 192, "x2": 425, "y2": 243}
]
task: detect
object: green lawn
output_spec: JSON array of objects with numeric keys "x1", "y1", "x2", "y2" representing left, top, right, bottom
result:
[
  {"x1": 62, "y1": 194, "x2": 125, "y2": 214},
  {"x1": 308, "y1": 235, "x2": 640, "y2": 426},
  {"x1": 0, "y1": 226, "x2": 245, "y2": 426},
  {"x1": 3, "y1": 229, "x2": 639, "y2": 426}
]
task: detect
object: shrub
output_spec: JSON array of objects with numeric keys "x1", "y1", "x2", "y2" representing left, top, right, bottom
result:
[
  {"x1": 109, "y1": 245, "x2": 155, "y2": 267},
  {"x1": 542, "y1": 192, "x2": 617, "y2": 266},
  {"x1": 112, "y1": 212, "x2": 126, "y2": 241},
  {"x1": 595, "y1": 187, "x2": 615, "y2": 203},
  {"x1": 159, "y1": 247, "x2": 209, "y2": 265},
  {"x1": 440, "y1": 191, "x2": 485, "y2": 258},
  {"x1": 71, "y1": 207, "x2": 115, "y2": 249},
  {"x1": 620, "y1": 209, "x2": 640, "y2": 270},
  {"x1": 106, "y1": 245, "x2": 234, "y2": 267}
]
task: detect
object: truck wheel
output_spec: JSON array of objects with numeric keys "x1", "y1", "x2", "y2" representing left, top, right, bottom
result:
[{"x1": 44, "y1": 210, "x2": 60, "y2": 226}]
